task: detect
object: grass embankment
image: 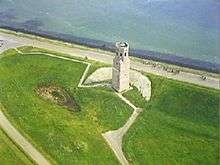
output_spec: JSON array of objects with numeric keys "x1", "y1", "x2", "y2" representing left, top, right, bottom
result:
[
  {"x1": 0, "y1": 48, "x2": 132, "y2": 164},
  {"x1": 123, "y1": 74, "x2": 220, "y2": 164},
  {"x1": 17, "y1": 46, "x2": 109, "y2": 80},
  {"x1": 0, "y1": 129, "x2": 33, "y2": 165}
]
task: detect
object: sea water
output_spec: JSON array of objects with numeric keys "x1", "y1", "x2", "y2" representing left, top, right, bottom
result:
[{"x1": 0, "y1": 0, "x2": 219, "y2": 64}]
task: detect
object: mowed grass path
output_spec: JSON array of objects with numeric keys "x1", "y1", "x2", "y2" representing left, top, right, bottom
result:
[
  {"x1": 0, "y1": 129, "x2": 33, "y2": 165},
  {"x1": 0, "y1": 49, "x2": 132, "y2": 164},
  {"x1": 123, "y1": 74, "x2": 220, "y2": 164}
]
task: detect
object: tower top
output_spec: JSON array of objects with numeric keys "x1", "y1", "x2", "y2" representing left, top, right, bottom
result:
[
  {"x1": 116, "y1": 42, "x2": 129, "y2": 48},
  {"x1": 115, "y1": 42, "x2": 129, "y2": 59},
  {"x1": 116, "y1": 42, "x2": 129, "y2": 52}
]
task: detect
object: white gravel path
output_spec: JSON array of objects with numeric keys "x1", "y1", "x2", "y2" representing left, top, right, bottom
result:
[
  {"x1": 84, "y1": 67, "x2": 112, "y2": 84},
  {"x1": 130, "y1": 70, "x2": 151, "y2": 101}
]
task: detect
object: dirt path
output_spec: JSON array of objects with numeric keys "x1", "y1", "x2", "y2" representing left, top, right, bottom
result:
[
  {"x1": 0, "y1": 111, "x2": 51, "y2": 165},
  {"x1": 0, "y1": 32, "x2": 219, "y2": 90}
]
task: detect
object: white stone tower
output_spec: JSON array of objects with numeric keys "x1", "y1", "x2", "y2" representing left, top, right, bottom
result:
[{"x1": 112, "y1": 42, "x2": 130, "y2": 92}]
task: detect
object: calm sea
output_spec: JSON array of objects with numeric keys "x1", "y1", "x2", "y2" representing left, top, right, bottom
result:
[{"x1": 0, "y1": 0, "x2": 219, "y2": 66}]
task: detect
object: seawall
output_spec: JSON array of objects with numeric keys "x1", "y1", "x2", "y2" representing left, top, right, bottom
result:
[{"x1": 1, "y1": 25, "x2": 219, "y2": 74}]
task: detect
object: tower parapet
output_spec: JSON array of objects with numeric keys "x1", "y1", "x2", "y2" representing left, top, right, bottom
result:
[{"x1": 112, "y1": 42, "x2": 130, "y2": 92}]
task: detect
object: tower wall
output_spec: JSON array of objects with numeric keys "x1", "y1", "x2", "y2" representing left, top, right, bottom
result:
[{"x1": 112, "y1": 42, "x2": 130, "y2": 92}]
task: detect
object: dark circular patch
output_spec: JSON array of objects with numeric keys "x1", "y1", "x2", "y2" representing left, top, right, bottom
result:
[{"x1": 36, "y1": 85, "x2": 80, "y2": 112}]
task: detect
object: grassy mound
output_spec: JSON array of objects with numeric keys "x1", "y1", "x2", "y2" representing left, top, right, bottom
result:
[
  {"x1": 0, "y1": 48, "x2": 132, "y2": 164},
  {"x1": 123, "y1": 74, "x2": 219, "y2": 164}
]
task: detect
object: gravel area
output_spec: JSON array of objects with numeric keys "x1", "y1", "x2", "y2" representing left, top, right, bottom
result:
[{"x1": 85, "y1": 67, "x2": 151, "y2": 100}]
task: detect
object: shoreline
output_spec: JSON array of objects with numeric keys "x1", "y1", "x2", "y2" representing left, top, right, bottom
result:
[
  {"x1": 0, "y1": 26, "x2": 219, "y2": 74},
  {"x1": 0, "y1": 28, "x2": 219, "y2": 90}
]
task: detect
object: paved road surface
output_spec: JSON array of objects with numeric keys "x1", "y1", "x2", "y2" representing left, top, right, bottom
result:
[
  {"x1": 0, "y1": 32, "x2": 219, "y2": 90},
  {"x1": 1, "y1": 33, "x2": 218, "y2": 164},
  {"x1": 0, "y1": 111, "x2": 51, "y2": 165},
  {"x1": 103, "y1": 93, "x2": 143, "y2": 165},
  {"x1": 0, "y1": 49, "x2": 132, "y2": 165}
]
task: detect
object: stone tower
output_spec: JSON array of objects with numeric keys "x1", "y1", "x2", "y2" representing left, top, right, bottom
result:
[{"x1": 112, "y1": 42, "x2": 130, "y2": 92}]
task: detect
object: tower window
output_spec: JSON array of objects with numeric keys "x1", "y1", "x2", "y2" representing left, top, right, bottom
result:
[
  {"x1": 125, "y1": 53, "x2": 127, "y2": 56},
  {"x1": 120, "y1": 53, "x2": 122, "y2": 56}
]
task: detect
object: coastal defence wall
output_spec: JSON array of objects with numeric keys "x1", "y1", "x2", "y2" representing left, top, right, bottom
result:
[{"x1": 1, "y1": 24, "x2": 219, "y2": 74}]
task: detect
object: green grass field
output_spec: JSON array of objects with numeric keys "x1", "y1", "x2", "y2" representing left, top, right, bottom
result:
[
  {"x1": 0, "y1": 47, "x2": 219, "y2": 164},
  {"x1": 0, "y1": 48, "x2": 132, "y2": 164},
  {"x1": 0, "y1": 129, "x2": 33, "y2": 165},
  {"x1": 123, "y1": 74, "x2": 220, "y2": 164}
]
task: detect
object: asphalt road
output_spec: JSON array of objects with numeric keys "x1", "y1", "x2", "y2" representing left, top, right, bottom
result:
[
  {"x1": 0, "y1": 31, "x2": 219, "y2": 90},
  {"x1": 0, "y1": 111, "x2": 51, "y2": 165}
]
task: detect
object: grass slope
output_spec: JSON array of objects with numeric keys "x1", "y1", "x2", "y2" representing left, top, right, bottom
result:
[
  {"x1": 0, "y1": 129, "x2": 33, "y2": 165},
  {"x1": 17, "y1": 46, "x2": 110, "y2": 79},
  {"x1": 123, "y1": 74, "x2": 219, "y2": 164},
  {"x1": 0, "y1": 48, "x2": 132, "y2": 164}
]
